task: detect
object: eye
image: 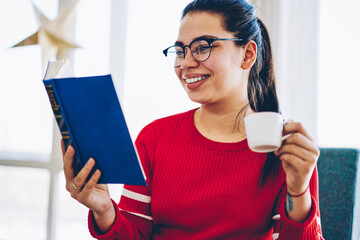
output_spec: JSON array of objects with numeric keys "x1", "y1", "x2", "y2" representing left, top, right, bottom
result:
[
  {"x1": 197, "y1": 45, "x2": 211, "y2": 54},
  {"x1": 167, "y1": 46, "x2": 184, "y2": 58},
  {"x1": 175, "y1": 50, "x2": 185, "y2": 57},
  {"x1": 192, "y1": 40, "x2": 211, "y2": 55}
]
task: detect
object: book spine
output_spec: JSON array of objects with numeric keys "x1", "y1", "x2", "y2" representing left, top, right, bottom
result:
[{"x1": 44, "y1": 83, "x2": 82, "y2": 175}]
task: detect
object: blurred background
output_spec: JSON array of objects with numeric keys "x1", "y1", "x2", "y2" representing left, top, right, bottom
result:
[{"x1": 0, "y1": 0, "x2": 359, "y2": 239}]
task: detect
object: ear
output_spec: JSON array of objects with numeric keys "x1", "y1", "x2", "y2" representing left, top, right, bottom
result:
[{"x1": 241, "y1": 41, "x2": 257, "y2": 70}]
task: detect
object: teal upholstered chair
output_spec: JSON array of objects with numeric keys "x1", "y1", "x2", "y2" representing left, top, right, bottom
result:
[{"x1": 317, "y1": 148, "x2": 360, "y2": 240}]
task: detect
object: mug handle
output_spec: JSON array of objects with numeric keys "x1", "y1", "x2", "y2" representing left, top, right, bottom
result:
[{"x1": 281, "y1": 120, "x2": 293, "y2": 141}]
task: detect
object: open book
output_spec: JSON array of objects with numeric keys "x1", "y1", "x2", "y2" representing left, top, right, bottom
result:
[{"x1": 43, "y1": 59, "x2": 146, "y2": 185}]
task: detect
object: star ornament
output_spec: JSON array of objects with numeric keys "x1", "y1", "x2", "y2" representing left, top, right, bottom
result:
[{"x1": 12, "y1": 0, "x2": 81, "y2": 61}]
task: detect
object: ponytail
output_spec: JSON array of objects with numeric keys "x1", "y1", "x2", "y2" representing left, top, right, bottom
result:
[
  {"x1": 248, "y1": 18, "x2": 279, "y2": 113},
  {"x1": 249, "y1": 18, "x2": 280, "y2": 187}
]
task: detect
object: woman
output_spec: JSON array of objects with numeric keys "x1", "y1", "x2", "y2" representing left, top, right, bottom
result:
[{"x1": 62, "y1": 0, "x2": 322, "y2": 239}]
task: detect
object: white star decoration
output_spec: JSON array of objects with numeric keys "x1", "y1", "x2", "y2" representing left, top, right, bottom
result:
[{"x1": 12, "y1": 0, "x2": 81, "y2": 65}]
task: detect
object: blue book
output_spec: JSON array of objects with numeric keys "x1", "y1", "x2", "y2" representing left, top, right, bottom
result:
[{"x1": 43, "y1": 59, "x2": 146, "y2": 185}]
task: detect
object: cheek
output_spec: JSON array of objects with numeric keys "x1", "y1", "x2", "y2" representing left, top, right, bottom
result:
[
  {"x1": 203, "y1": 60, "x2": 223, "y2": 80},
  {"x1": 175, "y1": 68, "x2": 182, "y2": 80},
  {"x1": 175, "y1": 68, "x2": 185, "y2": 87},
  {"x1": 201, "y1": 59, "x2": 217, "y2": 76}
]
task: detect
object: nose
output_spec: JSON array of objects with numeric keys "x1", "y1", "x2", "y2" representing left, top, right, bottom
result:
[{"x1": 180, "y1": 47, "x2": 199, "y2": 69}]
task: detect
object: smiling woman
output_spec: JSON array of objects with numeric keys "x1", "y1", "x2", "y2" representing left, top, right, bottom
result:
[
  {"x1": 2, "y1": 0, "x2": 347, "y2": 239},
  {"x1": 59, "y1": 0, "x2": 322, "y2": 239}
]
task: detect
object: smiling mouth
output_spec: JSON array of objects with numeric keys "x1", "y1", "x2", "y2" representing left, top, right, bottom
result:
[{"x1": 183, "y1": 75, "x2": 209, "y2": 84}]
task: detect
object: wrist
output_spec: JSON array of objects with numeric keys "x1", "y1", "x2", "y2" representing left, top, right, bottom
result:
[
  {"x1": 285, "y1": 188, "x2": 312, "y2": 223},
  {"x1": 287, "y1": 185, "x2": 309, "y2": 198},
  {"x1": 92, "y1": 198, "x2": 114, "y2": 215},
  {"x1": 92, "y1": 200, "x2": 116, "y2": 233}
]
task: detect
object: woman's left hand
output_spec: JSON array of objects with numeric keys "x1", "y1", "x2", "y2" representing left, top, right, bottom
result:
[{"x1": 274, "y1": 121, "x2": 320, "y2": 196}]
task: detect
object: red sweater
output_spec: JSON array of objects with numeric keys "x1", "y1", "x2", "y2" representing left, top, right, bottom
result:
[{"x1": 89, "y1": 109, "x2": 323, "y2": 239}]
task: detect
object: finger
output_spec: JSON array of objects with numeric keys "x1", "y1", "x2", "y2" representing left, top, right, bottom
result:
[
  {"x1": 69, "y1": 180, "x2": 82, "y2": 199},
  {"x1": 73, "y1": 158, "x2": 96, "y2": 190},
  {"x1": 278, "y1": 153, "x2": 315, "y2": 184},
  {"x1": 71, "y1": 180, "x2": 82, "y2": 192},
  {"x1": 283, "y1": 122, "x2": 313, "y2": 142},
  {"x1": 282, "y1": 132, "x2": 319, "y2": 154},
  {"x1": 278, "y1": 153, "x2": 312, "y2": 175},
  {"x1": 61, "y1": 139, "x2": 65, "y2": 156},
  {"x1": 63, "y1": 145, "x2": 75, "y2": 182},
  {"x1": 82, "y1": 169, "x2": 101, "y2": 191},
  {"x1": 275, "y1": 143, "x2": 316, "y2": 164}
]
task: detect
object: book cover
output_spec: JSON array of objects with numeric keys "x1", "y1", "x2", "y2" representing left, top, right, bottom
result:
[{"x1": 43, "y1": 59, "x2": 146, "y2": 185}]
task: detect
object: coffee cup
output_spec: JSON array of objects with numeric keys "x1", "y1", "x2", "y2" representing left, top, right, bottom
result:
[{"x1": 244, "y1": 112, "x2": 291, "y2": 153}]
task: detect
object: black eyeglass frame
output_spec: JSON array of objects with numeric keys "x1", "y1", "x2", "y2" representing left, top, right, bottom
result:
[{"x1": 162, "y1": 38, "x2": 244, "y2": 67}]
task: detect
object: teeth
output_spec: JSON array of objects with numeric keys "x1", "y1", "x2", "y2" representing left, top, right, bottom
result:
[{"x1": 184, "y1": 76, "x2": 207, "y2": 84}]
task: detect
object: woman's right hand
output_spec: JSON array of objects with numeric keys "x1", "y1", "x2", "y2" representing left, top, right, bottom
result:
[{"x1": 61, "y1": 140, "x2": 115, "y2": 232}]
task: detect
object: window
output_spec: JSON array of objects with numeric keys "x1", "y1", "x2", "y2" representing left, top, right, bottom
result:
[
  {"x1": 0, "y1": 166, "x2": 50, "y2": 239},
  {"x1": 0, "y1": 0, "x2": 56, "y2": 237},
  {"x1": 0, "y1": 0, "x2": 111, "y2": 239},
  {"x1": 123, "y1": 0, "x2": 197, "y2": 138},
  {"x1": 5, "y1": 1, "x2": 356, "y2": 239},
  {"x1": 0, "y1": 0, "x2": 193, "y2": 239},
  {"x1": 0, "y1": 0, "x2": 55, "y2": 155}
]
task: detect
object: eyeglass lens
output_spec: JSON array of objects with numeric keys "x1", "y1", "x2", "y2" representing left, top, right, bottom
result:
[{"x1": 165, "y1": 40, "x2": 212, "y2": 67}]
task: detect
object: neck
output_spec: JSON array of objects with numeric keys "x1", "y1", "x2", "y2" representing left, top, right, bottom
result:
[{"x1": 194, "y1": 101, "x2": 254, "y2": 143}]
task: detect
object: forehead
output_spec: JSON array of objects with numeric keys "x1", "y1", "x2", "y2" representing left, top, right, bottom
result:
[{"x1": 177, "y1": 12, "x2": 231, "y2": 42}]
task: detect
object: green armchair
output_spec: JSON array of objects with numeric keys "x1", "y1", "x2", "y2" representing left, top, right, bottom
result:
[{"x1": 318, "y1": 148, "x2": 360, "y2": 240}]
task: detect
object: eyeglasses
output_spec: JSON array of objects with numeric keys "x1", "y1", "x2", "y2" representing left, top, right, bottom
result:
[{"x1": 162, "y1": 38, "x2": 243, "y2": 67}]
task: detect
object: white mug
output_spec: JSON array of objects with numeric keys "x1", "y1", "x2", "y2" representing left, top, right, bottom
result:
[{"x1": 244, "y1": 112, "x2": 291, "y2": 153}]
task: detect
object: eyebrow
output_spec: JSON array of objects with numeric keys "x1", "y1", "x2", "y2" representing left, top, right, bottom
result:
[{"x1": 174, "y1": 35, "x2": 219, "y2": 46}]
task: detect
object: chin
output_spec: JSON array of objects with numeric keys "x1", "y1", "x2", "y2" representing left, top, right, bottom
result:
[{"x1": 187, "y1": 95, "x2": 209, "y2": 105}]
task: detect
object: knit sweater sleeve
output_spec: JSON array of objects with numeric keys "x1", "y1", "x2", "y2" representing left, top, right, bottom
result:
[
  {"x1": 272, "y1": 167, "x2": 323, "y2": 240},
  {"x1": 87, "y1": 121, "x2": 157, "y2": 239}
]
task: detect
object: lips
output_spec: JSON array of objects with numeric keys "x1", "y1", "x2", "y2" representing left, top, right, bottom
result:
[
  {"x1": 182, "y1": 74, "x2": 209, "y2": 90},
  {"x1": 183, "y1": 74, "x2": 209, "y2": 83},
  {"x1": 183, "y1": 75, "x2": 208, "y2": 84}
]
